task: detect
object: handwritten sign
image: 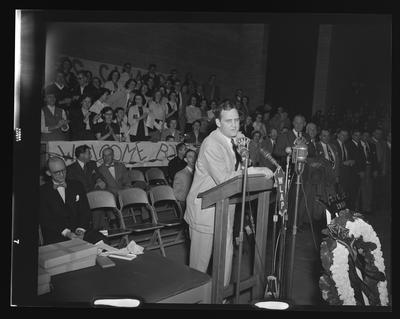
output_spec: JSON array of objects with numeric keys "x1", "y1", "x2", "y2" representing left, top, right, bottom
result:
[
  {"x1": 45, "y1": 141, "x2": 178, "y2": 167},
  {"x1": 275, "y1": 168, "x2": 287, "y2": 217}
]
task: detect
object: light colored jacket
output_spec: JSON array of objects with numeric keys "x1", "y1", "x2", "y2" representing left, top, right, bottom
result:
[
  {"x1": 127, "y1": 104, "x2": 149, "y2": 136},
  {"x1": 173, "y1": 166, "x2": 194, "y2": 202},
  {"x1": 184, "y1": 129, "x2": 241, "y2": 234}
]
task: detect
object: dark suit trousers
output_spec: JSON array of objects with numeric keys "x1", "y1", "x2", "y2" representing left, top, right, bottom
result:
[{"x1": 358, "y1": 165, "x2": 373, "y2": 212}]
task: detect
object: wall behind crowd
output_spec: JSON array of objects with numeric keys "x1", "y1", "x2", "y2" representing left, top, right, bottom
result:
[{"x1": 45, "y1": 22, "x2": 269, "y2": 111}]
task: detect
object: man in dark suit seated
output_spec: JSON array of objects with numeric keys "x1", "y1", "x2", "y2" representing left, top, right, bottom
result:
[
  {"x1": 40, "y1": 156, "x2": 108, "y2": 245},
  {"x1": 66, "y1": 144, "x2": 108, "y2": 229},
  {"x1": 167, "y1": 142, "x2": 187, "y2": 184}
]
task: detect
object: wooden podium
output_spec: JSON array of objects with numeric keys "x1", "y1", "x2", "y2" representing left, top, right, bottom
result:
[{"x1": 198, "y1": 173, "x2": 274, "y2": 304}]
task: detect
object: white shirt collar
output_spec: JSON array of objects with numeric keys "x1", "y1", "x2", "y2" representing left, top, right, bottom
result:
[
  {"x1": 186, "y1": 166, "x2": 193, "y2": 173},
  {"x1": 55, "y1": 82, "x2": 64, "y2": 90},
  {"x1": 77, "y1": 159, "x2": 85, "y2": 169},
  {"x1": 47, "y1": 104, "x2": 55, "y2": 110}
]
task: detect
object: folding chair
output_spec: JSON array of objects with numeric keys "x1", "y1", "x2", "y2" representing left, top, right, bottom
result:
[
  {"x1": 86, "y1": 190, "x2": 131, "y2": 248},
  {"x1": 128, "y1": 169, "x2": 149, "y2": 191},
  {"x1": 145, "y1": 167, "x2": 168, "y2": 186},
  {"x1": 118, "y1": 187, "x2": 166, "y2": 257},
  {"x1": 148, "y1": 185, "x2": 186, "y2": 247}
]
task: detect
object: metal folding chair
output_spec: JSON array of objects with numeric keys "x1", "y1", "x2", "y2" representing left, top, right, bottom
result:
[
  {"x1": 148, "y1": 185, "x2": 186, "y2": 248},
  {"x1": 118, "y1": 187, "x2": 166, "y2": 257},
  {"x1": 128, "y1": 169, "x2": 149, "y2": 191},
  {"x1": 145, "y1": 167, "x2": 168, "y2": 186},
  {"x1": 86, "y1": 190, "x2": 131, "y2": 248}
]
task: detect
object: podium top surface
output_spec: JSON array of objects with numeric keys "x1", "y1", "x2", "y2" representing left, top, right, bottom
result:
[{"x1": 198, "y1": 173, "x2": 274, "y2": 209}]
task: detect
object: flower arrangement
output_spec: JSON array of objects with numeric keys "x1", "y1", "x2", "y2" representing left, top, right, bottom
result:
[{"x1": 319, "y1": 209, "x2": 389, "y2": 306}]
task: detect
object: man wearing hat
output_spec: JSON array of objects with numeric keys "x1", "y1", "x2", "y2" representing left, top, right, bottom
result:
[{"x1": 41, "y1": 87, "x2": 70, "y2": 141}]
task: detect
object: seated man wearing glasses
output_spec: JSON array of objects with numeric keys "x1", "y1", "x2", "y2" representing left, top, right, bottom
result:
[{"x1": 39, "y1": 156, "x2": 108, "y2": 245}]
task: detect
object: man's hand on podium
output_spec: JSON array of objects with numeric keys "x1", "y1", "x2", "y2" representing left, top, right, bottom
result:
[{"x1": 247, "y1": 166, "x2": 274, "y2": 179}]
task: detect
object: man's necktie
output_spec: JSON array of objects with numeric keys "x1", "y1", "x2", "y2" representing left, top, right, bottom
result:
[
  {"x1": 327, "y1": 145, "x2": 335, "y2": 166},
  {"x1": 53, "y1": 182, "x2": 67, "y2": 189},
  {"x1": 231, "y1": 138, "x2": 242, "y2": 171}
]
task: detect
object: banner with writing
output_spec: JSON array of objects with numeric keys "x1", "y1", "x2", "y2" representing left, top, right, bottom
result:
[
  {"x1": 46, "y1": 55, "x2": 168, "y2": 87},
  {"x1": 45, "y1": 141, "x2": 178, "y2": 167}
]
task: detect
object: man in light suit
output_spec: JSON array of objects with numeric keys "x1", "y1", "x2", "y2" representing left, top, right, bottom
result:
[
  {"x1": 97, "y1": 147, "x2": 131, "y2": 196},
  {"x1": 173, "y1": 149, "x2": 197, "y2": 213},
  {"x1": 96, "y1": 147, "x2": 132, "y2": 228},
  {"x1": 184, "y1": 101, "x2": 273, "y2": 288}
]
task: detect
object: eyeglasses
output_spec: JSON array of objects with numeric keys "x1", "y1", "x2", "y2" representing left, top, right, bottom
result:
[{"x1": 50, "y1": 168, "x2": 66, "y2": 175}]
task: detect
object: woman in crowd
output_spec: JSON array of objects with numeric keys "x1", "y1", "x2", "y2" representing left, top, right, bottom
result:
[
  {"x1": 127, "y1": 93, "x2": 150, "y2": 142},
  {"x1": 161, "y1": 117, "x2": 182, "y2": 142},
  {"x1": 94, "y1": 106, "x2": 120, "y2": 141},
  {"x1": 241, "y1": 96, "x2": 250, "y2": 118},
  {"x1": 140, "y1": 83, "x2": 152, "y2": 105},
  {"x1": 114, "y1": 107, "x2": 130, "y2": 142},
  {"x1": 253, "y1": 112, "x2": 267, "y2": 139},
  {"x1": 90, "y1": 77, "x2": 103, "y2": 100},
  {"x1": 165, "y1": 91, "x2": 179, "y2": 122},
  {"x1": 104, "y1": 69, "x2": 121, "y2": 95},
  {"x1": 198, "y1": 98, "x2": 210, "y2": 135},
  {"x1": 146, "y1": 77, "x2": 155, "y2": 97},
  {"x1": 69, "y1": 94, "x2": 96, "y2": 140},
  {"x1": 134, "y1": 79, "x2": 143, "y2": 93},
  {"x1": 249, "y1": 130, "x2": 262, "y2": 167},
  {"x1": 185, "y1": 95, "x2": 202, "y2": 133},
  {"x1": 148, "y1": 90, "x2": 168, "y2": 141},
  {"x1": 242, "y1": 114, "x2": 255, "y2": 139}
]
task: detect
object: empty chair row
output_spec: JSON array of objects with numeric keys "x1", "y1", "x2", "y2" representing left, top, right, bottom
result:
[{"x1": 86, "y1": 185, "x2": 185, "y2": 257}]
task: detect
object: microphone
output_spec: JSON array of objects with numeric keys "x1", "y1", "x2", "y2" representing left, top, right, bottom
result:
[
  {"x1": 285, "y1": 147, "x2": 292, "y2": 155},
  {"x1": 260, "y1": 148, "x2": 281, "y2": 169},
  {"x1": 235, "y1": 136, "x2": 250, "y2": 160},
  {"x1": 292, "y1": 138, "x2": 308, "y2": 164}
]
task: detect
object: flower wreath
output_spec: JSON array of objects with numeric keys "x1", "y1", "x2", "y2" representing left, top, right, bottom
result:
[{"x1": 319, "y1": 209, "x2": 389, "y2": 306}]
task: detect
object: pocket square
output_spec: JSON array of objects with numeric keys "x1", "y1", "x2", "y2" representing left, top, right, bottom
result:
[{"x1": 75, "y1": 195, "x2": 80, "y2": 202}]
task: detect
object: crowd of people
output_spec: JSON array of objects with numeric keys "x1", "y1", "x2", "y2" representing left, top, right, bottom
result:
[{"x1": 40, "y1": 56, "x2": 391, "y2": 243}]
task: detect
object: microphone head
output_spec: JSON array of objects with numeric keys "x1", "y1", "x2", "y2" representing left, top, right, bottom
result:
[{"x1": 285, "y1": 147, "x2": 292, "y2": 155}]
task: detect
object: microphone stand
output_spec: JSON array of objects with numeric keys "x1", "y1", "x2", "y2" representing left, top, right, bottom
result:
[
  {"x1": 277, "y1": 153, "x2": 291, "y2": 296},
  {"x1": 234, "y1": 153, "x2": 249, "y2": 304},
  {"x1": 287, "y1": 161, "x2": 305, "y2": 300}
]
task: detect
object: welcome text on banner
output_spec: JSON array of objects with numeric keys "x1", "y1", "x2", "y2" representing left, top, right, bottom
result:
[{"x1": 45, "y1": 141, "x2": 178, "y2": 167}]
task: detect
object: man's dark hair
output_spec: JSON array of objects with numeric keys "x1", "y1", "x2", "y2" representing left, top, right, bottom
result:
[
  {"x1": 114, "y1": 107, "x2": 125, "y2": 116},
  {"x1": 124, "y1": 78, "x2": 136, "y2": 89},
  {"x1": 192, "y1": 120, "x2": 201, "y2": 127},
  {"x1": 214, "y1": 99, "x2": 236, "y2": 120},
  {"x1": 176, "y1": 142, "x2": 186, "y2": 153},
  {"x1": 75, "y1": 144, "x2": 90, "y2": 159},
  {"x1": 165, "y1": 135, "x2": 175, "y2": 141}
]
